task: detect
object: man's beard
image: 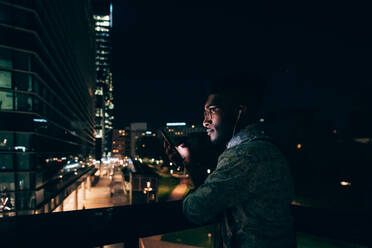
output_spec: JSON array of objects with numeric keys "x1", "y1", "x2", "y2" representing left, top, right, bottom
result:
[{"x1": 211, "y1": 125, "x2": 234, "y2": 146}]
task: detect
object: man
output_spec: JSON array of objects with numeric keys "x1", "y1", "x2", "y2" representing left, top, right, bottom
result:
[{"x1": 174, "y1": 74, "x2": 296, "y2": 247}]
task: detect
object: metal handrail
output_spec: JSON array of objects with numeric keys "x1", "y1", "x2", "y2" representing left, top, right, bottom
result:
[{"x1": 0, "y1": 201, "x2": 369, "y2": 248}]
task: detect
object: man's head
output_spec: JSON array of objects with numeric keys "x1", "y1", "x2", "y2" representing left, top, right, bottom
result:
[{"x1": 203, "y1": 73, "x2": 265, "y2": 145}]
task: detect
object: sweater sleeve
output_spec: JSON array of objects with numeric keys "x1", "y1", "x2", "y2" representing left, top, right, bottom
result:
[{"x1": 182, "y1": 147, "x2": 259, "y2": 225}]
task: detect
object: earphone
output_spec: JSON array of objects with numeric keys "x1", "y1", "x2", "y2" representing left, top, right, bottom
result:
[{"x1": 231, "y1": 107, "x2": 243, "y2": 138}]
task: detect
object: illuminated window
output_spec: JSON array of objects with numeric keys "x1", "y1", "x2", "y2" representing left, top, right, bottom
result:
[
  {"x1": 0, "y1": 90, "x2": 13, "y2": 110},
  {"x1": 95, "y1": 129, "x2": 103, "y2": 138},
  {"x1": 0, "y1": 132, "x2": 13, "y2": 150},
  {"x1": 95, "y1": 87, "x2": 103, "y2": 96},
  {"x1": 0, "y1": 70, "x2": 12, "y2": 88},
  {"x1": 96, "y1": 108, "x2": 103, "y2": 117},
  {"x1": 0, "y1": 172, "x2": 16, "y2": 191}
]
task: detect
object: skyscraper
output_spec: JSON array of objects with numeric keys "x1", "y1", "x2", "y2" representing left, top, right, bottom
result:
[
  {"x1": 0, "y1": 0, "x2": 96, "y2": 215},
  {"x1": 92, "y1": 0, "x2": 114, "y2": 159}
]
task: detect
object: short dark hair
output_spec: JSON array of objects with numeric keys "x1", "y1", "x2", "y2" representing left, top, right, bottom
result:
[{"x1": 205, "y1": 72, "x2": 266, "y2": 114}]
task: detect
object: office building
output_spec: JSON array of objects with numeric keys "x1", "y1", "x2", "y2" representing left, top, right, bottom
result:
[
  {"x1": 111, "y1": 129, "x2": 130, "y2": 158},
  {"x1": 0, "y1": 0, "x2": 96, "y2": 216},
  {"x1": 92, "y1": 0, "x2": 114, "y2": 159},
  {"x1": 129, "y1": 122, "x2": 147, "y2": 158},
  {"x1": 163, "y1": 122, "x2": 205, "y2": 138}
]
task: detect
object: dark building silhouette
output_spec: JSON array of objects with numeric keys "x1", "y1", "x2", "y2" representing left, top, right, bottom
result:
[{"x1": 0, "y1": 0, "x2": 96, "y2": 216}]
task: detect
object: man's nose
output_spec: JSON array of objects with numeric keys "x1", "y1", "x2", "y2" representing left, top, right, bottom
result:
[{"x1": 203, "y1": 115, "x2": 212, "y2": 128}]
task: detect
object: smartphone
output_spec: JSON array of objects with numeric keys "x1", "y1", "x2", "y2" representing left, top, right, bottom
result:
[{"x1": 160, "y1": 129, "x2": 184, "y2": 165}]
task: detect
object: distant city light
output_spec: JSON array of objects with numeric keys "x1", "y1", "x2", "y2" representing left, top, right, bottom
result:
[
  {"x1": 63, "y1": 163, "x2": 80, "y2": 170},
  {"x1": 166, "y1": 122, "x2": 186, "y2": 126},
  {"x1": 146, "y1": 131, "x2": 152, "y2": 135},
  {"x1": 354, "y1": 138, "x2": 370, "y2": 144},
  {"x1": 110, "y1": 3, "x2": 113, "y2": 27},
  {"x1": 297, "y1": 144, "x2": 302, "y2": 149},
  {"x1": 169, "y1": 162, "x2": 173, "y2": 166},
  {"x1": 259, "y1": 118, "x2": 265, "y2": 122},
  {"x1": 191, "y1": 125, "x2": 195, "y2": 128},
  {"x1": 14, "y1": 146, "x2": 26, "y2": 152},
  {"x1": 208, "y1": 233, "x2": 212, "y2": 238},
  {"x1": 33, "y1": 118, "x2": 47, "y2": 123},
  {"x1": 170, "y1": 169, "x2": 174, "y2": 174},
  {"x1": 207, "y1": 169, "x2": 211, "y2": 174},
  {"x1": 340, "y1": 181, "x2": 351, "y2": 186},
  {"x1": 0, "y1": 138, "x2": 7, "y2": 146},
  {"x1": 333, "y1": 129, "x2": 337, "y2": 134}
]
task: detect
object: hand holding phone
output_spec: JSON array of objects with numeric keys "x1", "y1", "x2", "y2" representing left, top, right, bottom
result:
[{"x1": 160, "y1": 130, "x2": 185, "y2": 167}]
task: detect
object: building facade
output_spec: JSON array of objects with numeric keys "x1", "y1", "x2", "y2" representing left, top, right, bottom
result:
[
  {"x1": 111, "y1": 129, "x2": 130, "y2": 158},
  {"x1": 163, "y1": 122, "x2": 205, "y2": 138},
  {"x1": 0, "y1": 0, "x2": 96, "y2": 216},
  {"x1": 92, "y1": 0, "x2": 114, "y2": 159}
]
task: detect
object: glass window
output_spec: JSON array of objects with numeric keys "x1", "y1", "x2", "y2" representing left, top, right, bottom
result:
[
  {"x1": 0, "y1": 90, "x2": 14, "y2": 110},
  {"x1": 0, "y1": 191, "x2": 15, "y2": 214},
  {"x1": 17, "y1": 172, "x2": 30, "y2": 190},
  {"x1": 15, "y1": 93, "x2": 32, "y2": 111},
  {"x1": 14, "y1": 72, "x2": 32, "y2": 91},
  {"x1": 16, "y1": 191, "x2": 36, "y2": 210},
  {"x1": 0, "y1": 48, "x2": 12, "y2": 69},
  {"x1": 16, "y1": 153, "x2": 31, "y2": 170},
  {"x1": 0, "y1": 154, "x2": 13, "y2": 170},
  {"x1": 16, "y1": 133, "x2": 31, "y2": 152},
  {"x1": 32, "y1": 96, "x2": 42, "y2": 114},
  {"x1": 32, "y1": 76, "x2": 39, "y2": 93},
  {"x1": 0, "y1": 172, "x2": 15, "y2": 191},
  {"x1": 0, "y1": 132, "x2": 13, "y2": 150},
  {"x1": 0, "y1": 70, "x2": 12, "y2": 88},
  {"x1": 13, "y1": 52, "x2": 30, "y2": 71}
]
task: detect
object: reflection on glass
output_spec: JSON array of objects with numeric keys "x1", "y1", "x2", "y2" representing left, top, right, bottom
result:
[
  {"x1": 0, "y1": 173, "x2": 15, "y2": 192},
  {"x1": 16, "y1": 93, "x2": 33, "y2": 111},
  {"x1": 0, "y1": 132, "x2": 13, "y2": 150},
  {"x1": 17, "y1": 172, "x2": 30, "y2": 190},
  {"x1": 0, "y1": 90, "x2": 13, "y2": 110},
  {"x1": 0, "y1": 47, "x2": 13, "y2": 68},
  {"x1": 0, "y1": 154, "x2": 13, "y2": 170},
  {"x1": 14, "y1": 72, "x2": 32, "y2": 91},
  {"x1": 0, "y1": 70, "x2": 12, "y2": 88},
  {"x1": 0, "y1": 191, "x2": 15, "y2": 216},
  {"x1": 17, "y1": 154, "x2": 31, "y2": 170}
]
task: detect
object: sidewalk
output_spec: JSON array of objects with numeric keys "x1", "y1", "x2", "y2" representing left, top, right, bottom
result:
[{"x1": 85, "y1": 170, "x2": 128, "y2": 209}]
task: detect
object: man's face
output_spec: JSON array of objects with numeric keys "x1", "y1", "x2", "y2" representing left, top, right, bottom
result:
[{"x1": 203, "y1": 94, "x2": 236, "y2": 145}]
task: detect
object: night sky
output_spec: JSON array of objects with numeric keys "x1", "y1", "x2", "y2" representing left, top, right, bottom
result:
[{"x1": 112, "y1": 1, "x2": 372, "y2": 130}]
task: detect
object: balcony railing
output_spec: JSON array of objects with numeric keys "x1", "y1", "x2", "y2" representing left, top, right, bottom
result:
[{"x1": 0, "y1": 201, "x2": 369, "y2": 248}]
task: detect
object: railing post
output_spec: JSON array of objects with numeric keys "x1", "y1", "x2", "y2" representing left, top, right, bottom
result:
[{"x1": 125, "y1": 237, "x2": 139, "y2": 248}]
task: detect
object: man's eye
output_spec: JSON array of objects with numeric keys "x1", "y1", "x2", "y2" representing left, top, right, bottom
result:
[{"x1": 209, "y1": 107, "x2": 219, "y2": 113}]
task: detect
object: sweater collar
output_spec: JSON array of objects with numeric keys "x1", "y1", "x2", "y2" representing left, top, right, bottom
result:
[{"x1": 226, "y1": 123, "x2": 268, "y2": 149}]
